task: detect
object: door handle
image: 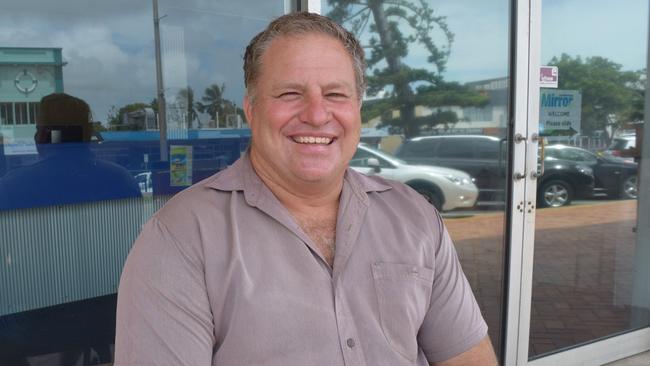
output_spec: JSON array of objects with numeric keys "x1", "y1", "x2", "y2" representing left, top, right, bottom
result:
[
  {"x1": 513, "y1": 133, "x2": 528, "y2": 182},
  {"x1": 530, "y1": 134, "x2": 545, "y2": 179}
]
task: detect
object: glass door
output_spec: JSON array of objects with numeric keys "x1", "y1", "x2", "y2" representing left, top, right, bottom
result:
[{"x1": 520, "y1": 0, "x2": 650, "y2": 364}]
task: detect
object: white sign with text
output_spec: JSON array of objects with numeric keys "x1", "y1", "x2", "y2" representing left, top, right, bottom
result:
[{"x1": 539, "y1": 89, "x2": 582, "y2": 135}]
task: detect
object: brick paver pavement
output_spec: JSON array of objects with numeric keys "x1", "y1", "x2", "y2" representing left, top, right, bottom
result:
[{"x1": 444, "y1": 199, "x2": 647, "y2": 358}]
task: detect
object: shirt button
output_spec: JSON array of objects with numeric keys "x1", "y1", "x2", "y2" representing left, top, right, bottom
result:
[{"x1": 346, "y1": 338, "x2": 356, "y2": 348}]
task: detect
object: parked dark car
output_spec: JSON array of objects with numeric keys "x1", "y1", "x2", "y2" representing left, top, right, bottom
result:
[
  {"x1": 395, "y1": 135, "x2": 596, "y2": 208},
  {"x1": 395, "y1": 135, "x2": 507, "y2": 203},
  {"x1": 536, "y1": 147, "x2": 595, "y2": 208},
  {"x1": 544, "y1": 144, "x2": 638, "y2": 200}
]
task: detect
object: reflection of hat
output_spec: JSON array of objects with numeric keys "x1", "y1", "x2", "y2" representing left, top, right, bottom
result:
[{"x1": 36, "y1": 93, "x2": 93, "y2": 142}]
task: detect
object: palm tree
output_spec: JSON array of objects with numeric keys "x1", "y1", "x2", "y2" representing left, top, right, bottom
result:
[
  {"x1": 197, "y1": 83, "x2": 226, "y2": 127},
  {"x1": 177, "y1": 87, "x2": 200, "y2": 129}
]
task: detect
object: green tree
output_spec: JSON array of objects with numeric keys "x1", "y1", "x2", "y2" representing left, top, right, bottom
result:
[
  {"x1": 197, "y1": 83, "x2": 246, "y2": 128},
  {"x1": 149, "y1": 98, "x2": 159, "y2": 114},
  {"x1": 92, "y1": 122, "x2": 107, "y2": 133},
  {"x1": 548, "y1": 54, "x2": 642, "y2": 135},
  {"x1": 177, "y1": 87, "x2": 201, "y2": 128},
  {"x1": 107, "y1": 102, "x2": 151, "y2": 131},
  {"x1": 621, "y1": 69, "x2": 645, "y2": 124},
  {"x1": 106, "y1": 105, "x2": 119, "y2": 127},
  {"x1": 327, "y1": 0, "x2": 487, "y2": 137},
  {"x1": 197, "y1": 83, "x2": 226, "y2": 126}
]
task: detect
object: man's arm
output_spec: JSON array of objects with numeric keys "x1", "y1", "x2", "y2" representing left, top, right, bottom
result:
[
  {"x1": 431, "y1": 336, "x2": 498, "y2": 366},
  {"x1": 115, "y1": 217, "x2": 214, "y2": 365}
]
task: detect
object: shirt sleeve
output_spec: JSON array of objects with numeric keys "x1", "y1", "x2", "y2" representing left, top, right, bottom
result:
[
  {"x1": 114, "y1": 217, "x2": 214, "y2": 366},
  {"x1": 417, "y1": 213, "x2": 488, "y2": 363}
]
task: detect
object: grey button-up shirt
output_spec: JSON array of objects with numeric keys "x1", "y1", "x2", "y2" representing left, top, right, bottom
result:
[{"x1": 115, "y1": 155, "x2": 487, "y2": 365}]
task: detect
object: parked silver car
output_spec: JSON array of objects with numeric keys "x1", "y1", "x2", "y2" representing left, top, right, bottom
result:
[{"x1": 350, "y1": 144, "x2": 478, "y2": 211}]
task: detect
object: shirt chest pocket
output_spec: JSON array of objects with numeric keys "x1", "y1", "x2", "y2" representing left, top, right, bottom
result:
[{"x1": 372, "y1": 262, "x2": 434, "y2": 362}]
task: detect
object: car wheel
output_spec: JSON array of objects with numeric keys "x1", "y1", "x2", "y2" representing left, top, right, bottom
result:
[
  {"x1": 410, "y1": 184, "x2": 443, "y2": 211},
  {"x1": 538, "y1": 180, "x2": 573, "y2": 208},
  {"x1": 620, "y1": 175, "x2": 638, "y2": 199}
]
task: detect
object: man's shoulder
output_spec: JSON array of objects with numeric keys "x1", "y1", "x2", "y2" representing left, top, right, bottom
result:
[
  {"x1": 141, "y1": 165, "x2": 244, "y2": 248},
  {"x1": 158, "y1": 165, "x2": 240, "y2": 216}
]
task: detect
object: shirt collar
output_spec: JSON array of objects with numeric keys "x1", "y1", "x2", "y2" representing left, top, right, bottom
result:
[{"x1": 204, "y1": 153, "x2": 392, "y2": 202}]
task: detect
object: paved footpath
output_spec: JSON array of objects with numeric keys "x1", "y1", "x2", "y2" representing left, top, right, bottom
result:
[{"x1": 444, "y1": 200, "x2": 644, "y2": 357}]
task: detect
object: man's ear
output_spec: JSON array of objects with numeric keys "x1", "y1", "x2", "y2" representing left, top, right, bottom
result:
[{"x1": 243, "y1": 95, "x2": 254, "y2": 129}]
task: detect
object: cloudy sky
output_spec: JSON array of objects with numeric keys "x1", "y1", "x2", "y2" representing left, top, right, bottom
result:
[
  {"x1": 0, "y1": 0, "x2": 285, "y2": 124},
  {"x1": 324, "y1": 0, "x2": 648, "y2": 82},
  {"x1": 541, "y1": 0, "x2": 647, "y2": 70},
  {"x1": 0, "y1": 0, "x2": 647, "y2": 125}
]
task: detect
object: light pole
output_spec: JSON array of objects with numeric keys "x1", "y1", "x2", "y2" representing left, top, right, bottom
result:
[{"x1": 153, "y1": 0, "x2": 168, "y2": 161}]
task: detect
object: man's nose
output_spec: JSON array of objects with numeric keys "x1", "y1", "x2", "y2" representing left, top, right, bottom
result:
[{"x1": 299, "y1": 94, "x2": 331, "y2": 126}]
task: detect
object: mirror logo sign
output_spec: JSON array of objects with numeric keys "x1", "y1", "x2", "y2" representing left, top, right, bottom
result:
[{"x1": 539, "y1": 89, "x2": 582, "y2": 136}]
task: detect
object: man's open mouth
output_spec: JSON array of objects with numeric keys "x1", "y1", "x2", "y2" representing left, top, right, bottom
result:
[{"x1": 292, "y1": 136, "x2": 334, "y2": 145}]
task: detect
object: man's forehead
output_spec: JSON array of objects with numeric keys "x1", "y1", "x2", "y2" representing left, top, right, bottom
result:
[
  {"x1": 268, "y1": 32, "x2": 342, "y2": 47},
  {"x1": 262, "y1": 33, "x2": 348, "y2": 62},
  {"x1": 260, "y1": 34, "x2": 355, "y2": 82}
]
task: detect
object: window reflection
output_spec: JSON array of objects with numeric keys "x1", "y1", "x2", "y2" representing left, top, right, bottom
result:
[
  {"x1": 0, "y1": 0, "x2": 285, "y2": 363},
  {"x1": 323, "y1": 0, "x2": 511, "y2": 358},
  {"x1": 0, "y1": 93, "x2": 143, "y2": 210},
  {"x1": 530, "y1": 0, "x2": 648, "y2": 358}
]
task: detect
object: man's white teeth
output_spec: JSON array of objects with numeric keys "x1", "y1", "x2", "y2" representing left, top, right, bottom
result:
[{"x1": 294, "y1": 136, "x2": 332, "y2": 144}]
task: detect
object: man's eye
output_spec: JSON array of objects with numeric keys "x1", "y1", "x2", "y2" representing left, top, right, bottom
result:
[
  {"x1": 327, "y1": 93, "x2": 347, "y2": 99},
  {"x1": 278, "y1": 92, "x2": 300, "y2": 99}
]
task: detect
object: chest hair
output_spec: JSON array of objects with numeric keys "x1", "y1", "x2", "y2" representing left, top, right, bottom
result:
[{"x1": 293, "y1": 213, "x2": 337, "y2": 267}]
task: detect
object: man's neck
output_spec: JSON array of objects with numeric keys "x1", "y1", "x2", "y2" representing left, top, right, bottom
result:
[
  {"x1": 250, "y1": 154, "x2": 343, "y2": 267},
  {"x1": 249, "y1": 151, "x2": 343, "y2": 267},
  {"x1": 249, "y1": 153, "x2": 344, "y2": 215}
]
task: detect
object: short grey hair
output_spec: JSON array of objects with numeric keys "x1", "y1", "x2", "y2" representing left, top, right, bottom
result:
[{"x1": 243, "y1": 12, "x2": 366, "y2": 101}]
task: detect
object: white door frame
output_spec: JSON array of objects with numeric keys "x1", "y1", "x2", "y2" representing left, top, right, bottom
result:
[{"x1": 503, "y1": 0, "x2": 539, "y2": 364}]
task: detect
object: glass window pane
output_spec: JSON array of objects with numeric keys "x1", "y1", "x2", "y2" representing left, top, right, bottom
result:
[
  {"x1": 530, "y1": 0, "x2": 649, "y2": 358},
  {"x1": 323, "y1": 0, "x2": 511, "y2": 359},
  {"x1": 15, "y1": 103, "x2": 27, "y2": 125},
  {"x1": 397, "y1": 138, "x2": 437, "y2": 157},
  {"x1": 0, "y1": 1, "x2": 285, "y2": 363}
]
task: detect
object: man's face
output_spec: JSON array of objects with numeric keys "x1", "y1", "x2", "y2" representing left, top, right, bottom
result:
[{"x1": 244, "y1": 33, "x2": 361, "y2": 188}]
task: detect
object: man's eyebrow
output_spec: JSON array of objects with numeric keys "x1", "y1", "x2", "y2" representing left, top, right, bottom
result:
[
  {"x1": 271, "y1": 81, "x2": 354, "y2": 91},
  {"x1": 322, "y1": 81, "x2": 354, "y2": 91},
  {"x1": 272, "y1": 82, "x2": 304, "y2": 91},
  {"x1": 269, "y1": 83, "x2": 306, "y2": 97}
]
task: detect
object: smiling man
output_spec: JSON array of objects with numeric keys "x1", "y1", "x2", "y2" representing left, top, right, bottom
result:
[{"x1": 115, "y1": 12, "x2": 497, "y2": 366}]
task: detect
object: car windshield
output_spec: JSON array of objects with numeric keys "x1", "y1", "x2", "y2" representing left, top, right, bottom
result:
[{"x1": 360, "y1": 145, "x2": 408, "y2": 165}]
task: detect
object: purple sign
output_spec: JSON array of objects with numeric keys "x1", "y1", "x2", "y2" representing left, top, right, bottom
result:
[{"x1": 540, "y1": 66, "x2": 559, "y2": 88}]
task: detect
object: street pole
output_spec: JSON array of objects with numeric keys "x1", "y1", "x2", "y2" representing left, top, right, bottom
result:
[{"x1": 153, "y1": 0, "x2": 168, "y2": 161}]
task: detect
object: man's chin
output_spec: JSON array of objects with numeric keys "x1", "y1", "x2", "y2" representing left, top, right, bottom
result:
[{"x1": 292, "y1": 166, "x2": 345, "y2": 185}]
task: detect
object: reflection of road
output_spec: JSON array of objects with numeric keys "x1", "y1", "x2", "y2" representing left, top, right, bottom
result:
[{"x1": 443, "y1": 199, "x2": 643, "y2": 357}]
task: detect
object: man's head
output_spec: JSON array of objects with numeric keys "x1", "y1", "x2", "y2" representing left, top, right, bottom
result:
[
  {"x1": 35, "y1": 93, "x2": 93, "y2": 144},
  {"x1": 242, "y1": 13, "x2": 366, "y2": 192},
  {"x1": 244, "y1": 12, "x2": 366, "y2": 102}
]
